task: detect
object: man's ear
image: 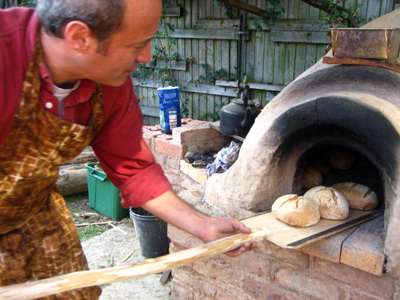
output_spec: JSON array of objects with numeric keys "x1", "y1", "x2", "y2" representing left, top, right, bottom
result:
[{"x1": 64, "y1": 21, "x2": 95, "y2": 53}]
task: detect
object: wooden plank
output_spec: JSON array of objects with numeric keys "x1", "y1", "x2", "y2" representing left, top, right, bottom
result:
[
  {"x1": 254, "y1": 30, "x2": 264, "y2": 82},
  {"x1": 322, "y1": 55, "x2": 400, "y2": 72},
  {"x1": 216, "y1": 80, "x2": 285, "y2": 92},
  {"x1": 132, "y1": 78, "x2": 238, "y2": 97},
  {"x1": 284, "y1": 43, "x2": 296, "y2": 85},
  {"x1": 192, "y1": 93, "x2": 200, "y2": 119},
  {"x1": 196, "y1": 18, "x2": 330, "y2": 31},
  {"x1": 271, "y1": 30, "x2": 330, "y2": 44},
  {"x1": 164, "y1": 7, "x2": 182, "y2": 17},
  {"x1": 341, "y1": 216, "x2": 385, "y2": 276},
  {"x1": 171, "y1": 28, "x2": 239, "y2": 40},
  {"x1": 305, "y1": 44, "x2": 317, "y2": 69},
  {"x1": 273, "y1": 43, "x2": 286, "y2": 85},
  {"x1": 263, "y1": 31, "x2": 275, "y2": 84},
  {"x1": 294, "y1": 43, "x2": 307, "y2": 78},
  {"x1": 140, "y1": 106, "x2": 159, "y2": 117},
  {"x1": 241, "y1": 209, "x2": 382, "y2": 249}
]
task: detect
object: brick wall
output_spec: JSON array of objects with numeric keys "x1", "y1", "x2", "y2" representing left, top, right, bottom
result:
[{"x1": 169, "y1": 224, "x2": 399, "y2": 300}]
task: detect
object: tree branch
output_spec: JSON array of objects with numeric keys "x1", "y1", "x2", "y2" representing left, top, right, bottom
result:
[{"x1": 216, "y1": 0, "x2": 274, "y2": 18}]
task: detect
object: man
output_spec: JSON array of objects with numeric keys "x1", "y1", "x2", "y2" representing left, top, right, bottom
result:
[{"x1": 0, "y1": 0, "x2": 257, "y2": 298}]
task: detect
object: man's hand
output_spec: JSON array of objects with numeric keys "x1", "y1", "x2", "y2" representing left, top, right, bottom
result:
[
  {"x1": 142, "y1": 190, "x2": 259, "y2": 257},
  {"x1": 200, "y1": 216, "x2": 259, "y2": 257}
]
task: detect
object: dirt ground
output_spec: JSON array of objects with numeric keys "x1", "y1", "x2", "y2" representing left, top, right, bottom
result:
[{"x1": 65, "y1": 193, "x2": 173, "y2": 300}]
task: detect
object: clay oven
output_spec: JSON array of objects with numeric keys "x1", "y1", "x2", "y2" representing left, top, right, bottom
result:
[{"x1": 205, "y1": 62, "x2": 400, "y2": 276}]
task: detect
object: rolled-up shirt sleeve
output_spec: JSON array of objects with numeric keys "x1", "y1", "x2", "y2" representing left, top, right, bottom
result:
[{"x1": 91, "y1": 79, "x2": 172, "y2": 208}]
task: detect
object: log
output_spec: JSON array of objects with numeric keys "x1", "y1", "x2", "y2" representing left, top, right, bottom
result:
[
  {"x1": 56, "y1": 147, "x2": 98, "y2": 196},
  {"x1": 0, "y1": 227, "x2": 269, "y2": 300},
  {"x1": 56, "y1": 165, "x2": 88, "y2": 196}
]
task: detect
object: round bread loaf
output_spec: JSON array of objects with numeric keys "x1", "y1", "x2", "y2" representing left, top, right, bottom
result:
[
  {"x1": 311, "y1": 187, "x2": 349, "y2": 220},
  {"x1": 326, "y1": 149, "x2": 354, "y2": 170},
  {"x1": 302, "y1": 166, "x2": 323, "y2": 189},
  {"x1": 303, "y1": 185, "x2": 326, "y2": 200},
  {"x1": 272, "y1": 194, "x2": 320, "y2": 227},
  {"x1": 310, "y1": 158, "x2": 331, "y2": 175},
  {"x1": 332, "y1": 182, "x2": 378, "y2": 210}
]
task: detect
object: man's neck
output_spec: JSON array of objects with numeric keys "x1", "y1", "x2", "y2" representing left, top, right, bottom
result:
[{"x1": 40, "y1": 29, "x2": 80, "y2": 87}]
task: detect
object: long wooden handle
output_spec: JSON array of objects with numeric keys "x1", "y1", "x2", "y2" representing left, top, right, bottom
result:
[{"x1": 0, "y1": 227, "x2": 269, "y2": 300}]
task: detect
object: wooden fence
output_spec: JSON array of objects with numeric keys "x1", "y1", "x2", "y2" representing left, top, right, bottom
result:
[{"x1": 133, "y1": 0, "x2": 400, "y2": 125}]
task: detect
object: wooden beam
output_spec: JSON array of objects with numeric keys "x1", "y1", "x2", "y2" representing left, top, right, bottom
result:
[{"x1": 216, "y1": 0, "x2": 272, "y2": 17}]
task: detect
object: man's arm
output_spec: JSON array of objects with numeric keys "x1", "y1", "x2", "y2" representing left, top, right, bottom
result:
[{"x1": 142, "y1": 189, "x2": 258, "y2": 257}]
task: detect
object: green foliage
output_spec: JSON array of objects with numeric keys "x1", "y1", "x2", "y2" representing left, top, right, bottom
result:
[
  {"x1": 322, "y1": 0, "x2": 363, "y2": 27},
  {"x1": 181, "y1": 98, "x2": 190, "y2": 118},
  {"x1": 77, "y1": 224, "x2": 109, "y2": 242},
  {"x1": 132, "y1": 15, "x2": 179, "y2": 87},
  {"x1": 213, "y1": 1, "x2": 235, "y2": 19},
  {"x1": 19, "y1": 0, "x2": 36, "y2": 7},
  {"x1": 197, "y1": 64, "x2": 228, "y2": 84},
  {"x1": 199, "y1": 102, "x2": 226, "y2": 122}
]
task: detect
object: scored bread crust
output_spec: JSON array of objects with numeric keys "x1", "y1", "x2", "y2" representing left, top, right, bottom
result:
[
  {"x1": 272, "y1": 194, "x2": 320, "y2": 227},
  {"x1": 332, "y1": 182, "x2": 378, "y2": 210},
  {"x1": 311, "y1": 187, "x2": 349, "y2": 220}
]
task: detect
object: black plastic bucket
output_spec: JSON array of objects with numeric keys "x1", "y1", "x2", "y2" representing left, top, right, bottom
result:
[{"x1": 129, "y1": 207, "x2": 170, "y2": 258}]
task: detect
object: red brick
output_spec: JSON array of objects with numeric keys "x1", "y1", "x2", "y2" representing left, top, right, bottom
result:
[
  {"x1": 192, "y1": 258, "x2": 244, "y2": 287},
  {"x1": 154, "y1": 138, "x2": 188, "y2": 157},
  {"x1": 156, "y1": 134, "x2": 173, "y2": 140},
  {"x1": 275, "y1": 266, "x2": 342, "y2": 299},
  {"x1": 257, "y1": 239, "x2": 309, "y2": 269},
  {"x1": 172, "y1": 280, "x2": 194, "y2": 300},
  {"x1": 143, "y1": 130, "x2": 162, "y2": 138},
  {"x1": 223, "y1": 251, "x2": 271, "y2": 278},
  {"x1": 241, "y1": 277, "x2": 300, "y2": 300},
  {"x1": 168, "y1": 226, "x2": 204, "y2": 249},
  {"x1": 315, "y1": 258, "x2": 395, "y2": 299}
]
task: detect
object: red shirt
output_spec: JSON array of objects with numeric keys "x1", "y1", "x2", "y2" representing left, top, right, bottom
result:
[{"x1": 0, "y1": 7, "x2": 172, "y2": 207}]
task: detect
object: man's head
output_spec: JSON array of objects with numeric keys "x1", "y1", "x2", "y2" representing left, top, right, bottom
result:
[
  {"x1": 37, "y1": 0, "x2": 126, "y2": 54},
  {"x1": 37, "y1": 0, "x2": 162, "y2": 87}
]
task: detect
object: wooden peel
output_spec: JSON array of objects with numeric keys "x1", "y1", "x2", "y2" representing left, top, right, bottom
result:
[{"x1": 0, "y1": 227, "x2": 270, "y2": 300}]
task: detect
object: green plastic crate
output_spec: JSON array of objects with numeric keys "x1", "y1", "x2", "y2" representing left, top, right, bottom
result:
[{"x1": 86, "y1": 162, "x2": 128, "y2": 220}]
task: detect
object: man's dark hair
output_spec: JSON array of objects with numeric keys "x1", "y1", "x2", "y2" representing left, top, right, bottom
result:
[{"x1": 36, "y1": 0, "x2": 126, "y2": 43}]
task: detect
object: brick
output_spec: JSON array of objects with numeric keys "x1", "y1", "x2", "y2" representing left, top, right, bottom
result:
[
  {"x1": 275, "y1": 267, "x2": 342, "y2": 300},
  {"x1": 223, "y1": 251, "x2": 271, "y2": 278},
  {"x1": 174, "y1": 268, "x2": 218, "y2": 299},
  {"x1": 341, "y1": 216, "x2": 385, "y2": 276},
  {"x1": 172, "y1": 280, "x2": 194, "y2": 300},
  {"x1": 192, "y1": 257, "x2": 243, "y2": 286},
  {"x1": 315, "y1": 258, "x2": 395, "y2": 299},
  {"x1": 301, "y1": 227, "x2": 356, "y2": 263},
  {"x1": 156, "y1": 134, "x2": 173, "y2": 140},
  {"x1": 241, "y1": 277, "x2": 299, "y2": 300},
  {"x1": 168, "y1": 226, "x2": 204, "y2": 249},
  {"x1": 257, "y1": 239, "x2": 309, "y2": 269},
  {"x1": 143, "y1": 130, "x2": 162, "y2": 138},
  {"x1": 155, "y1": 138, "x2": 188, "y2": 157}
]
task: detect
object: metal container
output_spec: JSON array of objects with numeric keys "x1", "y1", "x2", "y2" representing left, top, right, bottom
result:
[{"x1": 331, "y1": 28, "x2": 400, "y2": 60}]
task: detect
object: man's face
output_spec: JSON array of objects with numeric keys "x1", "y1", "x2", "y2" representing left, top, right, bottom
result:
[{"x1": 85, "y1": 0, "x2": 162, "y2": 87}]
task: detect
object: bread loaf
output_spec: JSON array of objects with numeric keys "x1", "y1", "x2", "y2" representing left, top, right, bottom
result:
[
  {"x1": 332, "y1": 182, "x2": 378, "y2": 210},
  {"x1": 310, "y1": 158, "x2": 330, "y2": 175},
  {"x1": 272, "y1": 194, "x2": 320, "y2": 227},
  {"x1": 303, "y1": 185, "x2": 326, "y2": 200},
  {"x1": 302, "y1": 166, "x2": 323, "y2": 189},
  {"x1": 326, "y1": 149, "x2": 354, "y2": 170},
  {"x1": 307, "y1": 187, "x2": 349, "y2": 220}
]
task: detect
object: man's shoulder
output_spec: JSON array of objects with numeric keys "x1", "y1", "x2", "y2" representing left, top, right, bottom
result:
[{"x1": 0, "y1": 7, "x2": 37, "y2": 34}]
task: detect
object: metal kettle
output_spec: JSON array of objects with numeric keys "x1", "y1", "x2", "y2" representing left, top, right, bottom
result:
[{"x1": 219, "y1": 85, "x2": 261, "y2": 137}]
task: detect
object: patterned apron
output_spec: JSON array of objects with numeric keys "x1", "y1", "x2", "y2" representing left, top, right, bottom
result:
[{"x1": 0, "y1": 32, "x2": 103, "y2": 299}]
